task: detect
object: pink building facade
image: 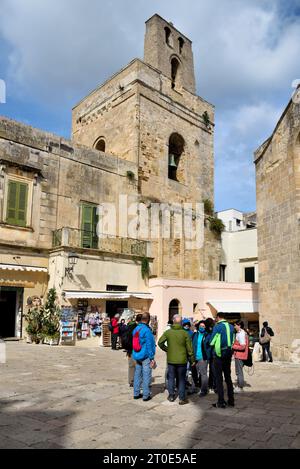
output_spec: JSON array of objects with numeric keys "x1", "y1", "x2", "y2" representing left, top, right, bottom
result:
[{"x1": 149, "y1": 278, "x2": 259, "y2": 340}]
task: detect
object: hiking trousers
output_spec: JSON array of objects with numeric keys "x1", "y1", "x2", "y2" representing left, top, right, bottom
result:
[{"x1": 213, "y1": 355, "x2": 234, "y2": 405}]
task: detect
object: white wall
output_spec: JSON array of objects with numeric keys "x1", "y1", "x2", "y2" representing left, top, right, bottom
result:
[
  {"x1": 217, "y1": 209, "x2": 246, "y2": 232},
  {"x1": 221, "y1": 228, "x2": 258, "y2": 283}
]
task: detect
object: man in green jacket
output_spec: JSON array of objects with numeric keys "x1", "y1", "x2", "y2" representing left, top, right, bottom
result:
[{"x1": 158, "y1": 315, "x2": 195, "y2": 405}]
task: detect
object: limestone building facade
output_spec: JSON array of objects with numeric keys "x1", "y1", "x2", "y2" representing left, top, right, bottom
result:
[{"x1": 254, "y1": 93, "x2": 300, "y2": 361}]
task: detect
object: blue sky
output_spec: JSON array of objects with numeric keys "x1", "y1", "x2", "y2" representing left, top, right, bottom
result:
[{"x1": 0, "y1": 0, "x2": 300, "y2": 212}]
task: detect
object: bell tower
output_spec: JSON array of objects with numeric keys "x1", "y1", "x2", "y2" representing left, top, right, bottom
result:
[{"x1": 144, "y1": 14, "x2": 196, "y2": 93}]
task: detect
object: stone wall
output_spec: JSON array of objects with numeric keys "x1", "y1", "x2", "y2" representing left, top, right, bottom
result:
[
  {"x1": 255, "y1": 99, "x2": 300, "y2": 361},
  {"x1": 0, "y1": 116, "x2": 137, "y2": 250}
]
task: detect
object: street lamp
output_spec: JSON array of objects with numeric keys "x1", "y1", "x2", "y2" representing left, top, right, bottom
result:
[{"x1": 65, "y1": 252, "x2": 79, "y2": 276}]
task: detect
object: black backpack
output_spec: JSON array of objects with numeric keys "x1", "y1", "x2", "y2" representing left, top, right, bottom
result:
[
  {"x1": 121, "y1": 324, "x2": 136, "y2": 352},
  {"x1": 243, "y1": 347, "x2": 253, "y2": 367},
  {"x1": 108, "y1": 321, "x2": 113, "y2": 332}
]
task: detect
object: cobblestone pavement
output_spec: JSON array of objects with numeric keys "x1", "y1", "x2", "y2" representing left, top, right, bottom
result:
[{"x1": 0, "y1": 342, "x2": 300, "y2": 449}]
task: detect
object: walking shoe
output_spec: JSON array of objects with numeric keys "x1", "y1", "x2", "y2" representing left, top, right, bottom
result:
[
  {"x1": 212, "y1": 402, "x2": 227, "y2": 409},
  {"x1": 234, "y1": 386, "x2": 244, "y2": 393},
  {"x1": 167, "y1": 395, "x2": 175, "y2": 402},
  {"x1": 227, "y1": 401, "x2": 235, "y2": 407},
  {"x1": 179, "y1": 399, "x2": 189, "y2": 405},
  {"x1": 133, "y1": 394, "x2": 143, "y2": 399},
  {"x1": 143, "y1": 396, "x2": 152, "y2": 402}
]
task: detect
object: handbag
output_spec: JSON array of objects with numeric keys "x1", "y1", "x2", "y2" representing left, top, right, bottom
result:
[{"x1": 260, "y1": 328, "x2": 271, "y2": 345}]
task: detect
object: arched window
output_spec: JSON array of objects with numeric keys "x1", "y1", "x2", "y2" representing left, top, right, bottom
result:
[
  {"x1": 169, "y1": 299, "x2": 181, "y2": 322},
  {"x1": 164, "y1": 26, "x2": 171, "y2": 46},
  {"x1": 168, "y1": 133, "x2": 185, "y2": 181},
  {"x1": 94, "y1": 138, "x2": 106, "y2": 152},
  {"x1": 178, "y1": 37, "x2": 184, "y2": 54},
  {"x1": 171, "y1": 57, "x2": 180, "y2": 89}
]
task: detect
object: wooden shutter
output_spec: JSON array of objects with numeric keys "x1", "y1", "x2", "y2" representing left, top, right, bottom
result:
[
  {"x1": 17, "y1": 183, "x2": 28, "y2": 226},
  {"x1": 7, "y1": 181, "x2": 18, "y2": 222},
  {"x1": 81, "y1": 205, "x2": 93, "y2": 248},
  {"x1": 92, "y1": 205, "x2": 99, "y2": 248},
  {"x1": 81, "y1": 204, "x2": 98, "y2": 248},
  {"x1": 6, "y1": 180, "x2": 28, "y2": 226}
]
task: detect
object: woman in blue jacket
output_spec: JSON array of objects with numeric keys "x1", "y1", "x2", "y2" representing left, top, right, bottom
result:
[{"x1": 192, "y1": 320, "x2": 210, "y2": 397}]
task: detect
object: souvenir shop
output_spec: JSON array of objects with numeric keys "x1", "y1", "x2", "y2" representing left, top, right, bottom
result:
[{"x1": 60, "y1": 290, "x2": 153, "y2": 346}]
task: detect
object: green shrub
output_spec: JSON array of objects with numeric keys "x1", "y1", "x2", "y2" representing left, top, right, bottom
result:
[
  {"x1": 209, "y1": 217, "x2": 225, "y2": 236},
  {"x1": 203, "y1": 199, "x2": 214, "y2": 216},
  {"x1": 141, "y1": 257, "x2": 150, "y2": 280}
]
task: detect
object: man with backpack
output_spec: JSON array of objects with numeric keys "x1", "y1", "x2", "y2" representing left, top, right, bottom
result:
[
  {"x1": 121, "y1": 315, "x2": 140, "y2": 387},
  {"x1": 210, "y1": 312, "x2": 235, "y2": 409},
  {"x1": 132, "y1": 312, "x2": 156, "y2": 402},
  {"x1": 260, "y1": 321, "x2": 274, "y2": 362}
]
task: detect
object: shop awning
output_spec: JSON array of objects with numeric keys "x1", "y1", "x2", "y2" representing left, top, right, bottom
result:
[
  {"x1": 0, "y1": 264, "x2": 47, "y2": 273},
  {"x1": 207, "y1": 300, "x2": 259, "y2": 313},
  {"x1": 63, "y1": 291, "x2": 153, "y2": 300}
]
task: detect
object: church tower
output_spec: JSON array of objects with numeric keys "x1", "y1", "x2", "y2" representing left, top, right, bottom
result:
[
  {"x1": 144, "y1": 14, "x2": 196, "y2": 93},
  {"x1": 72, "y1": 14, "x2": 220, "y2": 281}
]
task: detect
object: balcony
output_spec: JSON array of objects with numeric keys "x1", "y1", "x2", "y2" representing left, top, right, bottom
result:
[{"x1": 52, "y1": 228, "x2": 148, "y2": 257}]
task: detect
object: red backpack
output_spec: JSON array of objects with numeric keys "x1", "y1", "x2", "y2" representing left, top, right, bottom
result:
[{"x1": 133, "y1": 329, "x2": 142, "y2": 352}]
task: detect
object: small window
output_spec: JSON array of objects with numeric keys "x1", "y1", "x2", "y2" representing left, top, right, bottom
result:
[
  {"x1": 178, "y1": 37, "x2": 184, "y2": 54},
  {"x1": 236, "y1": 219, "x2": 241, "y2": 227},
  {"x1": 245, "y1": 267, "x2": 255, "y2": 283},
  {"x1": 6, "y1": 180, "x2": 28, "y2": 227},
  {"x1": 171, "y1": 57, "x2": 180, "y2": 89},
  {"x1": 219, "y1": 265, "x2": 226, "y2": 282},
  {"x1": 164, "y1": 27, "x2": 171, "y2": 46},
  {"x1": 106, "y1": 285, "x2": 128, "y2": 291},
  {"x1": 94, "y1": 138, "x2": 106, "y2": 152}
]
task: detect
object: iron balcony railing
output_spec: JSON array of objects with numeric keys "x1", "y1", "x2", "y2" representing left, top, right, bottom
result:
[{"x1": 52, "y1": 228, "x2": 148, "y2": 257}]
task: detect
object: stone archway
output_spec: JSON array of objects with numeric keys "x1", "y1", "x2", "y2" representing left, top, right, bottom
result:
[{"x1": 168, "y1": 298, "x2": 182, "y2": 322}]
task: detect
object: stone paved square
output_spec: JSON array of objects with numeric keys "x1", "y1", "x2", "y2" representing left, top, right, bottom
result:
[{"x1": 0, "y1": 342, "x2": 300, "y2": 449}]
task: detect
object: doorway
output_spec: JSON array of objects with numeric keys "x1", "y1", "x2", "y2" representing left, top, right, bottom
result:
[
  {"x1": 0, "y1": 288, "x2": 18, "y2": 338},
  {"x1": 169, "y1": 299, "x2": 181, "y2": 322},
  {"x1": 106, "y1": 301, "x2": 128, "y2": 319}
]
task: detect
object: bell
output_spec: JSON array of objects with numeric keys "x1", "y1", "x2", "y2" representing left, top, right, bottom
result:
[{"x1": 168, "y1": 154, "x2": 177, "y2": 167}]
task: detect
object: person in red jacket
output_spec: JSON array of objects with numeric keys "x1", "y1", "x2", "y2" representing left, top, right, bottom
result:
[
  {"x1": 111, "y1": 314, "x2": 120, "y2": 350},
  {"x1": 232, "y1": 320, "x2": 249, "y2": 392}
]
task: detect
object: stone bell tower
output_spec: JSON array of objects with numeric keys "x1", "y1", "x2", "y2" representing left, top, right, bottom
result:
[
  {"x1": 144, "y1": 14, "x2": 196, "y2": 93},
  {"x1": 72, "y1": 14, "x2": 221, "y2": 280}
]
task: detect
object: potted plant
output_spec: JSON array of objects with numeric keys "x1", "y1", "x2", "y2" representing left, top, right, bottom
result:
[
  {"x1": 24, "y1": 288, "x2": 61, "y2": 345},
  {"x1": 24, "y1": 306, "x2": 44, "y2": 344},
  {"x1": 41, "y1": 288, "x2": 61, "y2": 345}
]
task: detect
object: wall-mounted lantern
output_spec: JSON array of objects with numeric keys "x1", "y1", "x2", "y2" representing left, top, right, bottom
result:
[{"x1": 65, "y1": 252, "x2": 79, "y2": 276}]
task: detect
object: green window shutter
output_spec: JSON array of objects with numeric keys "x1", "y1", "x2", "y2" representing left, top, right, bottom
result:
[
  {"x1": 92, "y1": 206, "x2": 99, "y2": 248},
  {"x1": 17, "y1": 183, "x2": 28, "y2": 226},
  {"x1": 81, "y1": 204, "x2": 98, "y2": 248},
  {"x1": 7, "y1": 181, "x2": 18, "y2": 222},
  {"x1": 6, "y1": 180, "x2": 28, "y2": 227}
]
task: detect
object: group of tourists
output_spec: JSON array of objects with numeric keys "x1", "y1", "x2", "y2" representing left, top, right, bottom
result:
[{"x1": 109, "y1": 312, "x2": 274, "y2": 407}]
